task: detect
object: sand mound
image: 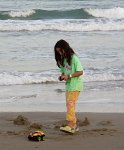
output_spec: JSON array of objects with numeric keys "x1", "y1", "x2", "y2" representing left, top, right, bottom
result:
[
  {"x1": 53, "y1": 120, "x2": 67, "y2": 129},
  {"x1": 13, "y1": 115, "x2": 30, "y2": 125},
  {"x1": 29, "y1": 123, "x2": 43, "y2": 129},
  {"x1": 77, "y1": 117, "x2": 90, "y2": 126}
]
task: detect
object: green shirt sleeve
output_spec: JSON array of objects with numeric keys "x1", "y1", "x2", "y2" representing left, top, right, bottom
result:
[{"x1": 73, "y1": 55, "x2": 83, "y2": 72}]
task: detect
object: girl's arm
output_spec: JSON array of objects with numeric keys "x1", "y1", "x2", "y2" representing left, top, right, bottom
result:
[
  {"x1": 70, "y1": 71, "x2": 83, "y2": 78},
  {"x1": 62, "y1": 71, "x2": 83, "y2": 81}
]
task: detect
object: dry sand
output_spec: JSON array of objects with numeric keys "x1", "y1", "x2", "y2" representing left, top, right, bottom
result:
[{"x1": 0, "y1": 112, "x2": 124, "y2": 150}]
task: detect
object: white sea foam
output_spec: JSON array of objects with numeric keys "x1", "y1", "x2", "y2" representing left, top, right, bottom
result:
[
  {"x1": 0, "y1": 19, "x2": 124, "y2": 32},
  {"x1": 0, "y1": 72, "x2": 57, "y2": 85},
  {"x1": 86, "y1": 7, "x2": 124, "y2": 19},
  {"x1": 7, "y1": 10, "x2": 35, "y2": 17},
  {"x1": 0, "y1": 71, "x2": 123, "y2": 85},
  {"x1": 84, "y1": 73, "x2": 124, "y2": 82}
]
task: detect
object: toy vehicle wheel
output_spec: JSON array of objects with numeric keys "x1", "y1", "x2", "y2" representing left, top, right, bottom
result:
[{"x1": 37, "y1": 136, "x2": 42, "y2": 141}]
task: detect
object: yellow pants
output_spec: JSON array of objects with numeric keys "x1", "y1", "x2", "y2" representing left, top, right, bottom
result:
[{"x1": 66, "y1": 91, "x2": 80, "y2": 125}]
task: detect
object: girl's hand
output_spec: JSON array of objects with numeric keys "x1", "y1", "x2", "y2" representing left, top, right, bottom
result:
[
  {"x1": 58, "y1": 75, "x2": 64, "y2": 81},
  {"x1": 61, "y1": 75, "x2": 69, "y2": 81}
]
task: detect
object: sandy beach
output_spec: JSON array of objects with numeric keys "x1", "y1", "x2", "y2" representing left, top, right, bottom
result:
[
  {"x1": 0, "y1": 112, "x2": 124, "y2": 150},
  {"x1": 0, "y1": 0, "x2": 124, "y2": 150}
]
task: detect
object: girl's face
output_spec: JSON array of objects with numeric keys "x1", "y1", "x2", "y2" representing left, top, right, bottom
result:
[{"x1": 56, "y1": 48, "x2": 65, "y2": 56}]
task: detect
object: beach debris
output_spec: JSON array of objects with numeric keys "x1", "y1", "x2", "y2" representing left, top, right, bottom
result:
[
  {"x1": 6, "y1": 131, "x2": 18, "y2": 135},
  {"x1": 13, "y1": 115, "x2": 30, "y2": 125},
  {"x1": 91, "y1": 128, "x2": 117, "y2": 135},
  {"x1": 83, "y1": 128, "x2": 117, "y2": 136},
  {"x1": 77, "y1": 117, "x2": 90, "y2": 126},
  {"x1": 98, "y1": 121, "x2": 113, "y2": 126},
  {"x1": 55, "y1": 89, "x2": 65, "y2": 93}
]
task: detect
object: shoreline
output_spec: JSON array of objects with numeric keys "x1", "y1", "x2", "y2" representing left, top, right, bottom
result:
[
  {"x1": 0, "y1": 83, "x2": 124, "y2": 113},
  {"x1": 0, "y1": 112, "x2": 124, "y2": 150}
]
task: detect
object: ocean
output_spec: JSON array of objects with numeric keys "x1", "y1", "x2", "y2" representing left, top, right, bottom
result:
[{"x1": 0, "y1": 0, "x2": 124, "y2": 112}]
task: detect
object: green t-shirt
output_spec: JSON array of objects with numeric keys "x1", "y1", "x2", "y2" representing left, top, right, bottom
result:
[{"x1": 60, "y1": 54, "x2": 83, "y2": 91}]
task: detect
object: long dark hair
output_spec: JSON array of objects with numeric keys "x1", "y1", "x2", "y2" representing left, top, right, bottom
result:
[{"x1": 54, "y1": 39, "x2": 75, "y2": 68}]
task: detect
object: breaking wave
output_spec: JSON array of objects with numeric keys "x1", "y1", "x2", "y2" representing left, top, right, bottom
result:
[
  {"x1": 86, "y1": 7, "x2": 124, "y2": 19},
  {"x1": 0, "y1": 7, "x2": 124, "y2": 20},
  {"x1": 0, "y1": 71, "x2": 124, "y2": 86},
  {"x1": 0, "y1": 19, "x2": 124, "y2": 32}
]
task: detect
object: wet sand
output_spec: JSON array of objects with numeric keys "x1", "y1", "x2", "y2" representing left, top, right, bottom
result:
[{"x1": 0, "y1": 112, "x2": 124, "y2": 150}]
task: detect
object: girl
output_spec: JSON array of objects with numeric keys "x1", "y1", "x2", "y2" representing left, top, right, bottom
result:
[{"x1": 54, "y1": 39, "x2": 83, "y2": 133}]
